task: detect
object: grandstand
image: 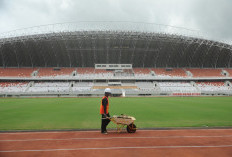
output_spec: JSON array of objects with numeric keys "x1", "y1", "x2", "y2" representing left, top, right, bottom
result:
[
  {"x1": 37, "y1": 68, "x2": 75, "y2": 78},
  {"x1": 0, "y1": 22, "x2": 232, "y2": 97},
  {"x1": 0, "y1": 67, "x2": 232, "y2": 97}
]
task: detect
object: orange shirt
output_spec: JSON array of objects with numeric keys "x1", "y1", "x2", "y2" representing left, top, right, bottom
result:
[{"x1": 100, "y1": 96, "x2": 109, "y2": 114}]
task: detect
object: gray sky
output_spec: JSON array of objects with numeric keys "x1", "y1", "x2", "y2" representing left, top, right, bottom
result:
[{"x1": 0, "y1": 0, "x2": 232, "y2": 43}]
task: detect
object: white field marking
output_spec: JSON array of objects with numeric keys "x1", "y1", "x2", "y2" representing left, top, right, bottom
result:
[
  {"x1": 0, "y1": 129, "x2": 232, "y2": 135},
  {"x1": 1, "y1": 145, "x2": 232, "y2": 153},
  {"x1": 1, "y1": 135, "x2": 232, "y2": 142}
]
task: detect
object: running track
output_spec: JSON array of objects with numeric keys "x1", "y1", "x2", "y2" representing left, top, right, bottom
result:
[{"x1": 0, "y1": 129, "x2": 232, "y2": 157}]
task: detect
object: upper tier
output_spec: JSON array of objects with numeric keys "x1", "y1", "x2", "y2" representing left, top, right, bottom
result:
[{"x1": 0, "y1": 68, "x2": 231, "y2": 79}]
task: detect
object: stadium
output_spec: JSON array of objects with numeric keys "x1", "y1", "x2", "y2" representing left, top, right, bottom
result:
[
  {"x1": 0, "y1": 22, "x2": 232, "y2": 156},
  {"x1": 0, "y1": 21, "x2": 232, "y2": 97}
]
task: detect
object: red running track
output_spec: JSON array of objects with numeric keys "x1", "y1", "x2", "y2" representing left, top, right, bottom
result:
[{"x1": 0, "y1": 129, "x2": 232, "y2": 157}]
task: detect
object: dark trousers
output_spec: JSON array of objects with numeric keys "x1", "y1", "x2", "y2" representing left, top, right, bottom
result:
[{"x1": 101, "y1": 113, "x2": 110, "y2": 133}]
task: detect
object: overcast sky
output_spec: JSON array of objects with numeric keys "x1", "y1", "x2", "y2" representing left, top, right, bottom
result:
[{"x1": 0, "y1": 0, "x2": 232, "y2": 43}]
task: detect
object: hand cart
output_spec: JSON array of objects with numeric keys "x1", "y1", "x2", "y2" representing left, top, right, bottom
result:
[{"x1": 109, "y1": 114, "x2": 136, "y2": 133}]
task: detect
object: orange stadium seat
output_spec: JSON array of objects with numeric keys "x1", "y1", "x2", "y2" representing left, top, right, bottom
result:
[
  {"x1": 197, "y1": 82, "x2": 225, "y2": 86},
  {"x1": 186, "y1": 69, "x2": 224, "y2": 77},
  {"x1": 196, "y1": 81, "x2": 230, "y2": 92},
  {"x1": 151, "y1": 68, "x2": 187, "y2": 77},
  {"x1": 0, "y1": 82, "x2": 28, "y2": 87},
  {"x1": 76, "y1": 68, "x2": 95, "y2": 74},
  {"x1": 225, "y1": 69, "x2": 232, "y2": 76},
  {"x1": 0, "y1": 68, "x2": 36, "y2": 77},
  {"x1": 123, "y1": 69, "x2": 133, "y2": 74},
  {"x1": 133, "y1": 68, "x2": 151, "y2": 74},
  {"x1": 77, "y1": 68, "x2": 113, "y2": 74},
  {"x1": 37, "y1": 68, "x2": 75, "y2": 77},
  {"x1": 94, "y1": 69, "x2": 113, "y2": 74}
]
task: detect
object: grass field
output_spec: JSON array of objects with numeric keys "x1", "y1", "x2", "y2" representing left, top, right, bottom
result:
[{"x1": 0, "y1": 97, "x2": 232, "y2": 131}]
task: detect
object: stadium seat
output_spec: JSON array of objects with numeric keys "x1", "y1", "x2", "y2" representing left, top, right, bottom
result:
[
  {"x1": 27, "y1": 82, "x2": 70, "y2": 93},
  {"x1": 37, "y1": 68, "x2": 75, "y2": 78},
  {"x1": 225, "y1": 69, "x2": 232, "y2": 77},
  {"x1": 0, "y1": 82, "x2": 28, "y2": 93},
  {"x1": 0, "y1": 68, "x2": 36, "y2": 77},
  {"x1": 186, "y1": 69, "x2": 224, "y2": 77},
  {"x1": 158, "y1": 82, "x2": 198, "y2": 93},
  {"x1": 196, "y1": 82, "x2": 230, "y2": 92},
  {"x1": 133, "y1": 68, "x2": 151, "y2": 78},
  {"x1": 151, "y1": 68, "x2": 187, "y2": 78},
  {"x1": 76, "y1": 68, "x2": 114, "y2": 78}
]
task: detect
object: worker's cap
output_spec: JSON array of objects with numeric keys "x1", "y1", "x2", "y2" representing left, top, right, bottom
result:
[{"x1": 104, "y1": 88, "x2": 111, "y2": 94}]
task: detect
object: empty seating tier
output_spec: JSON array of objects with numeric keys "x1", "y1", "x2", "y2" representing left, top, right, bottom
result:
[
  {"x1": 133, "y1": 68, "x2": 152, "y2": 78},
  {"x1": 77, "y1": 68, "x2": 113, "y2": 74},
  {"x1": 186, "y1": 69, "x2": 224, "y2": 77},
  {"x1": 92, "y1": 86, "x2": 138, "y2": 89},
  {"x1": 152, "y1": 68, "x2": 187, "y2": 77},
  {"x1": 0, "y1": 68, "x2": 35, "y2": 77},
  {"x1": 196, "y1": 82, "x2": 230, "y2": 91},
  {"x1": 0, "y1": 82, "x2": 28, "y2": 87},
  {"x1": 133, "y1": 68, "x2": 151, "y2": 74},
  {"x1": 72, "y1": 82, "x2": 93, "y2": 92},
  {"x1": 28, "y1": 82, "x2": 70, "y2": 93},
  {"x1": 225, "y1": 69, "x2": 232, "y2": 76},
  {"x1": 37, "y1": 68, "x2": 75, "y2": 77},
  {"x1": 76, "y1": 68, "x2": 114, "y2": 78},
  {"x1": 123, "y1": 69, "x2": 133, "y2": 74},
  {"x1": 94, "y1": 69, "x2": 113, "y2": 74},
  {"x1": 0, "y1": 82, "x2": 28, "y2": 93},
  {"x1": 76, "y1": 68, "x2": 95, "y2": 74},
  {"x1": 158, "y1": 82, "x2": 198, "y2": 92}
]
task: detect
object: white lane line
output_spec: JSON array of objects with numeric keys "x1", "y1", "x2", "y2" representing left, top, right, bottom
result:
[
  {"x1": 0, "y1": 129, "x2": 231, "y2": 135},
  {"x1": 1, "y1": 145, "x2": 232, "y2": 153},
  {"x1": 0, "y1": 130, "x2": 100, "y2": 134},
  {"x1": 141, "y1": 129, "x2": 232, "y2": 132},
  {"x1": 1, "y1": 135, "x2": 232, "y2": 142}
]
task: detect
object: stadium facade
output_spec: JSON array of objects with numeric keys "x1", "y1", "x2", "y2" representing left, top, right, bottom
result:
[{"x1": 0, "y1": 22, "x2": 232, "y2": 97}]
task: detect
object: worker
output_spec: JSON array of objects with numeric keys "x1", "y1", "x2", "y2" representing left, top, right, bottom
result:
[{"x1": 100, "y1": 88, "x2": 111, "y2": 134}]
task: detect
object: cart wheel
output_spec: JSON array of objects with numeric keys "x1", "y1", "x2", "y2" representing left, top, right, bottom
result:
[{"x1": 127, "y1": 123, "x2": 136, "y2": 133}]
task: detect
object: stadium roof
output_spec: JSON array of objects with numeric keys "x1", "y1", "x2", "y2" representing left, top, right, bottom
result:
[{"x1": 0, "y1": 22, "x2": 232, "y2": 68}]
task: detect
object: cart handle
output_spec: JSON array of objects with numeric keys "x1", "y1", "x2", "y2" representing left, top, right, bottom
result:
[{"x1": 101, "y1": 117, "x2": 112, "y2": 120}]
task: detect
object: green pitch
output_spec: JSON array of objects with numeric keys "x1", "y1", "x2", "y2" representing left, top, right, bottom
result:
[{"x1": 0, "y1": 97, "x2": 232, "y2": 131}]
